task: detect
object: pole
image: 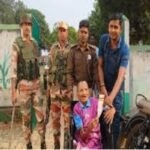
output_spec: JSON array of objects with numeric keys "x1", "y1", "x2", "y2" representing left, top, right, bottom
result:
[{"x1": 8, "y1": 104, "x2": 16, "y2": 148}]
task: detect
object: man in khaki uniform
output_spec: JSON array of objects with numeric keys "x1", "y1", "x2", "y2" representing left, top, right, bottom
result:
[
  {"x1": 11, "y1": 14, "x2": 46, "y2": 149},
  {"x1": 67, "y1": 20, "x2": 98, "y2": 99},
  {"x1": 48, "y1": 21, "x2": 71, "y2": 149}
]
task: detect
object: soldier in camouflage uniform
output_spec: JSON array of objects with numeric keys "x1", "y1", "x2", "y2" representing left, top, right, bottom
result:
[
  {"x1": 11, "y1": 14, "x2": 46, "y2": 149},
  {"x1": 48, "y1": 21, "x2": 71, "y2": 149}
]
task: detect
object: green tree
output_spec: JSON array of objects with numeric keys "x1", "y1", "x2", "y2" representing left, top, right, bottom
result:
[
  {"x1": 0, "y1": 0, "x2": 16, "y2": 23},
  {"x1": 49, "y1": 28, "x2": 57, "y2": 44},
  {"x1": 99, "y1": 0, "x2": 150, "y2": 44},
  {"x1": 88, "y1": 0, "x2": 102, "y2": 45},
  {"x1": 27, "y1": 9, "x2": 51, "y2": 47},
  {"x1": 0, "y1": 0, "x2": 52, "y2": 49},
  {"x1": 89, "y1": 0, "x2": 150, "y2": 44},
  {"x1": 14, "y1": 0, "x2": 27, "y2": 24},
  {"x1": 68, "y1": 26, "x2": 77, "y2": 44}
]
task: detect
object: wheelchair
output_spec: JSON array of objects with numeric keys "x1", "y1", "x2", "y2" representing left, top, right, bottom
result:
[
  {"x1": 68, "y1": 99, "x2": 102, "y2": 149},
  {"x1": 68, "y1": 100, "x2": 78, "y2": 149}
]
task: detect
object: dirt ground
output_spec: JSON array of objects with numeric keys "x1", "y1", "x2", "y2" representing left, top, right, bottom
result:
[{"x1": 0, "y1": 111, "x2": 66, "y2": 149}]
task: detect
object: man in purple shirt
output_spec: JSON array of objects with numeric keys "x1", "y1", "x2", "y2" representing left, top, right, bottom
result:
[{"x1": 73, "y1": 81, "x2": 102, "y2": 149}]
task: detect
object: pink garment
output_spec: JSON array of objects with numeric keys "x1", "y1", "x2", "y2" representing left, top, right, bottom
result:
[{"x1": 73, "y1": 97, "x2": 103, "y2": 149}]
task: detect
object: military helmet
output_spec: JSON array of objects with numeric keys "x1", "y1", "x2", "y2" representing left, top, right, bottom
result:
[{"x1": 20, "y1": 14, "x2": 32, "y2": 25}]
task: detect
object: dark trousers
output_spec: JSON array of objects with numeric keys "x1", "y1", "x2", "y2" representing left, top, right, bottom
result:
[{"x1": 100, "y1": 91, "x2": 122, "y2": 148}]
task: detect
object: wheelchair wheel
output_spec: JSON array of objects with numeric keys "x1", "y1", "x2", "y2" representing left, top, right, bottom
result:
[{"x1": 68, "y1": 101, "x2": 78, "y2": 149}]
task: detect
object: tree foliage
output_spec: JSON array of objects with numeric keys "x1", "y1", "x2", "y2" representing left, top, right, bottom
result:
[
  {"x1": 88, "y1": 0, "x2": 102, "y2": 44},
  {"x1": 14, "y1": 0, "x2": 27, "y2": 24},
  {"x1": 0, "y1": 0, "x2": 16, "y2": 23},
  {"x1": 49, "y1": 28, "x2": 57, "y2": 45},
  {"x1": 68, "y1": 26, "x2": 78, "y2": 44},
  {"x1": 0, "y1": 0, "x2": 78, "y2": 47},
  {"x1": 27, "y1": 9, "x2": 51, "y2": 47},
  {"x1": 0, "y1": 0, "x2": 50, "y2": 47},
  {"x1": 89, "y1": 0, "x2": 150, "y2": 44}
]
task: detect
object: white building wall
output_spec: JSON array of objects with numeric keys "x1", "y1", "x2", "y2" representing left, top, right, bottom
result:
[{"x1": 0, "y1": 29, "x2": 20, "y2": 106}]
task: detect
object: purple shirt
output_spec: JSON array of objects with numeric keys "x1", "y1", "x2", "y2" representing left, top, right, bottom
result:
[{"x1": 73, "y1": 97, "x2": 102, "y2": 149}]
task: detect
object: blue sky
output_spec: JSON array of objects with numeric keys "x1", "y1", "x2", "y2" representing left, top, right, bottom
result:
[{"x1": 20, "y1": 0, "x2": 95, "y2": 30}]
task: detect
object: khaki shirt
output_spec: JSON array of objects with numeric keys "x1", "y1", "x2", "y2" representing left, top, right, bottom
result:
[{"x1": 67, "y1": 44, "x2": 98, "y2": 90}]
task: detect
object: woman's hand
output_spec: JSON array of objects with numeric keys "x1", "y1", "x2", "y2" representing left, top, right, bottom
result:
[{"x1": 104, "y1": 107, "x2": 116, "y2": 124}]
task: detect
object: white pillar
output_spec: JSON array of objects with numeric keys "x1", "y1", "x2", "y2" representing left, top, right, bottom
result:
[{"x1": 122, "y1": 15, "x2": 131, "y2": 114}]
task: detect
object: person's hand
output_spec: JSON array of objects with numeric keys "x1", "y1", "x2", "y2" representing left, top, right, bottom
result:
[
  {"x1": 12, "y1": 89, "x2": 17, "y2": 105},
  {"x1": 61, "y1": 89, "x2": 68, "y2": 96},
  {"x1": 90, "y1": 118, "x2": 99, "y2": 128},
  {"x1": 62, "y1": 89, "x2": 72, "y2": 100},
  {"x1": 104, "y1": 107, "x2": 116, "y2": 124},
  {"x1": 104, "y1": 96, "x2": 113, "y2": 106},
  {"x1": 44, "y1": 65, "x2": 49, "y2": 72},
  {"x1": 80, "y1": 128, "x2": 89, "y2": 141},
  {"x1": 87, "y1": 118, "x2": 98, "y2": 132},
  {"x1": 80, "y1": 118, "x2": 99, "y2": 141}
]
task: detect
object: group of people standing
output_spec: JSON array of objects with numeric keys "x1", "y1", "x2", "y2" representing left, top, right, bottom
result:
[{"x1": 11, "y1": 12, "x2": 129, "y2": 149}]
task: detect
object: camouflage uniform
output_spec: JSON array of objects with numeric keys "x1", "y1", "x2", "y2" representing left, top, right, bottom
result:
[
  {"x1": 11, "y1": 36, "x2": 45, "y2": 145},
  {"x1": 48, "y1": 42, "x2": 71, "y2": 148}
]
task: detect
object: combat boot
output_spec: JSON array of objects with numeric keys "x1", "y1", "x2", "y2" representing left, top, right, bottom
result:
[
  {"x1": 41, "y1": 141, "x2": 46, "y2": 149},
  {"x1": 64, "y1": 131, "x2": 69, "y2": 149},
  {"x1": 54, "y1": 134, "x2": 60, "y2": 149},
  {"x1": 26, "y1": 142, "x2": 32, "y2": 149}
]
